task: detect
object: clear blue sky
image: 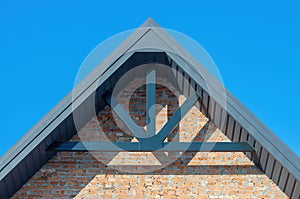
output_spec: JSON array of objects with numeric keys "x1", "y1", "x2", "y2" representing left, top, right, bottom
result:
[{"x1": 0, "y1": 1, "x2": 299, "y2": 157}]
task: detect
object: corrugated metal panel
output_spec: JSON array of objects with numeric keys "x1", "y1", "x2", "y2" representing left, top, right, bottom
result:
[
  {"x1": 66, "y1": 115, "x2": 76, "y2": 140},
  {"x1": 272, "y1": 161, "x2": 283, "y2": 184},
  {"x1": 219, "y1": 108, "x2": 228, "y2": 133},
  {"x1": 226, "y1": 115, "x2": 235, "y2": 140},
  {"x1": 239, "y1": 128, "x2": 248, "y2": 142},
  {"x1": 292, "y1": 180, "x2": 300, "y2": 198},
  {"x1": 201, "y1": 91, "x2": 209, "y2": 117},
  {"x1": 247, "y1": 134, "x2": 255, "y2": 161},
  {"x1": 265, "y1": 154, "x2": 276, "y2": 178},
  {"x1": 213, "y1": 103, "x2": 222, "y2": 130},
  {"x1": 10, "y1": 167, "x2": 22, "y2": 193},
  {"x1": 253, "y1": 141, "x2": 262, "y2": 169},
  {"x1": 177, "y1": 67, "x2": 183, "y2": 92},
  {"x1": 4, "y1": 174, "x2": 15, "y2": 197},
  {"x1": 240, "y1": 128, "x2": 252, "y2": 159},
  {"x1": 279, "y1": 167, "x2": 290, "y2": 191},
  {"x1": 260, "y1": 148, "x2": 269, "y2": 172},
  {"x1": 182, "y1": 71, "x2": 190, "y2": 97},
  {"x1": 208, "y1": 97, "x2": 216, "y2": 123},
  {"x1": 31, "y1": 147, "x2": 42, "y2": 173},
  {"x1": 285, "y1": 174, "x2": 296, "y2": 197},
  {"x1": 37, "y1": 144, "x2": 46, "y2": 167},
  {"x1": 16, "y1": 160, "x2": 28, "y2": 184},
  {"x1": 232, "y1": 122, "x2": 242, "y2": 142},
  {"x1": 0, "y1": 179, "x2": 9, "y2": 199}
]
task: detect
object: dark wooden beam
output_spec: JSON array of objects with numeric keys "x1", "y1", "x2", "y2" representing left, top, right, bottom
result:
[
  {"x1": 156, "y1": 92, "x2": 201, "y2": 142},
  {"x1": 48, "y1": 141, "x2": 255, "y2": 153},
  {"x1": 146, "y1": 70, "x2": 156, "y2": 136},
  {"x1": 102, "y1": 92, "x2": 146, "y2": 139}
]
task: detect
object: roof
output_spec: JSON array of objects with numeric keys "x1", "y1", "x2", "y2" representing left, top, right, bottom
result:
[{"x1": 0, "y1": 18, "x2": 299, "y2": 198}]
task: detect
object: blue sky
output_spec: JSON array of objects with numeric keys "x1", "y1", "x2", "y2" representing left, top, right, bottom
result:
[{"x1": 0, "y1": 1, "x2": 299, "y2": 157}]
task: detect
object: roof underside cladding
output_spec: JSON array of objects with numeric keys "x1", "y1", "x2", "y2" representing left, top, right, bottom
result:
[{"x1": 0, "y1": 18, "x2": 299, "y2": 198}]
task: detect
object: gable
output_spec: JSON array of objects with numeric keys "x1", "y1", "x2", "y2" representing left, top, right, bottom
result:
[{"x1": 0, "y1": 18, "x2": 299, "y2": 198}]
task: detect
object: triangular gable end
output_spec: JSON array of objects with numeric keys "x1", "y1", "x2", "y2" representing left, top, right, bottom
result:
[{"x1": 0, "y1": 18, "x2": 299, "y2": 198}]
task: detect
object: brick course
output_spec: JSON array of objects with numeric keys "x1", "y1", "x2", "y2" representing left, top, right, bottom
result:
[{"x1": 12, "y1": 78, "x2": 288, "y2": 199}]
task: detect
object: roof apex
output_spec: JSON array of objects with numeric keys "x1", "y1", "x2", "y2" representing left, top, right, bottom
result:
[{"x1": 140, "y1": 17, "x2": 160, "y2": 28}]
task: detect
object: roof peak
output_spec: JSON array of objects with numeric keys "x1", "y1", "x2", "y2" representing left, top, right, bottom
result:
[{"x1": 140, "y1": 17, "x2": 160, "y2": 28}]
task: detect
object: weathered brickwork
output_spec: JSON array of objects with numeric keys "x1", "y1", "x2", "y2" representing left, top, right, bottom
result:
[{"x1": 13, "y1": 78, "x2": 288, "y2": 199}]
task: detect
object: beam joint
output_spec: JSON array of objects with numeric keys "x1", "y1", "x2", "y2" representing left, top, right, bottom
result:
[{"x1": 156, "y1": 92, "x2": 201, "y2": 142}]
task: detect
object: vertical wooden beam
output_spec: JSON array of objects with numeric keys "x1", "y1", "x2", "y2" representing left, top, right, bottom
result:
[{"x1": 146, "y1": 70, "x2": 156, "y2": 136}]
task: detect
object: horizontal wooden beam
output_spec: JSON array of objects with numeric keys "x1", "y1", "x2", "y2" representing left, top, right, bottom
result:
[{"x1": 48, "y1": 141, "x2": 255, "y2": 153}]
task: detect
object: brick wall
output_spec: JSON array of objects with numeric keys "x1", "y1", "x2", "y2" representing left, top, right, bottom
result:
[{"x1": 12, "y1": 78, "x2": 288, "y2": 199}]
